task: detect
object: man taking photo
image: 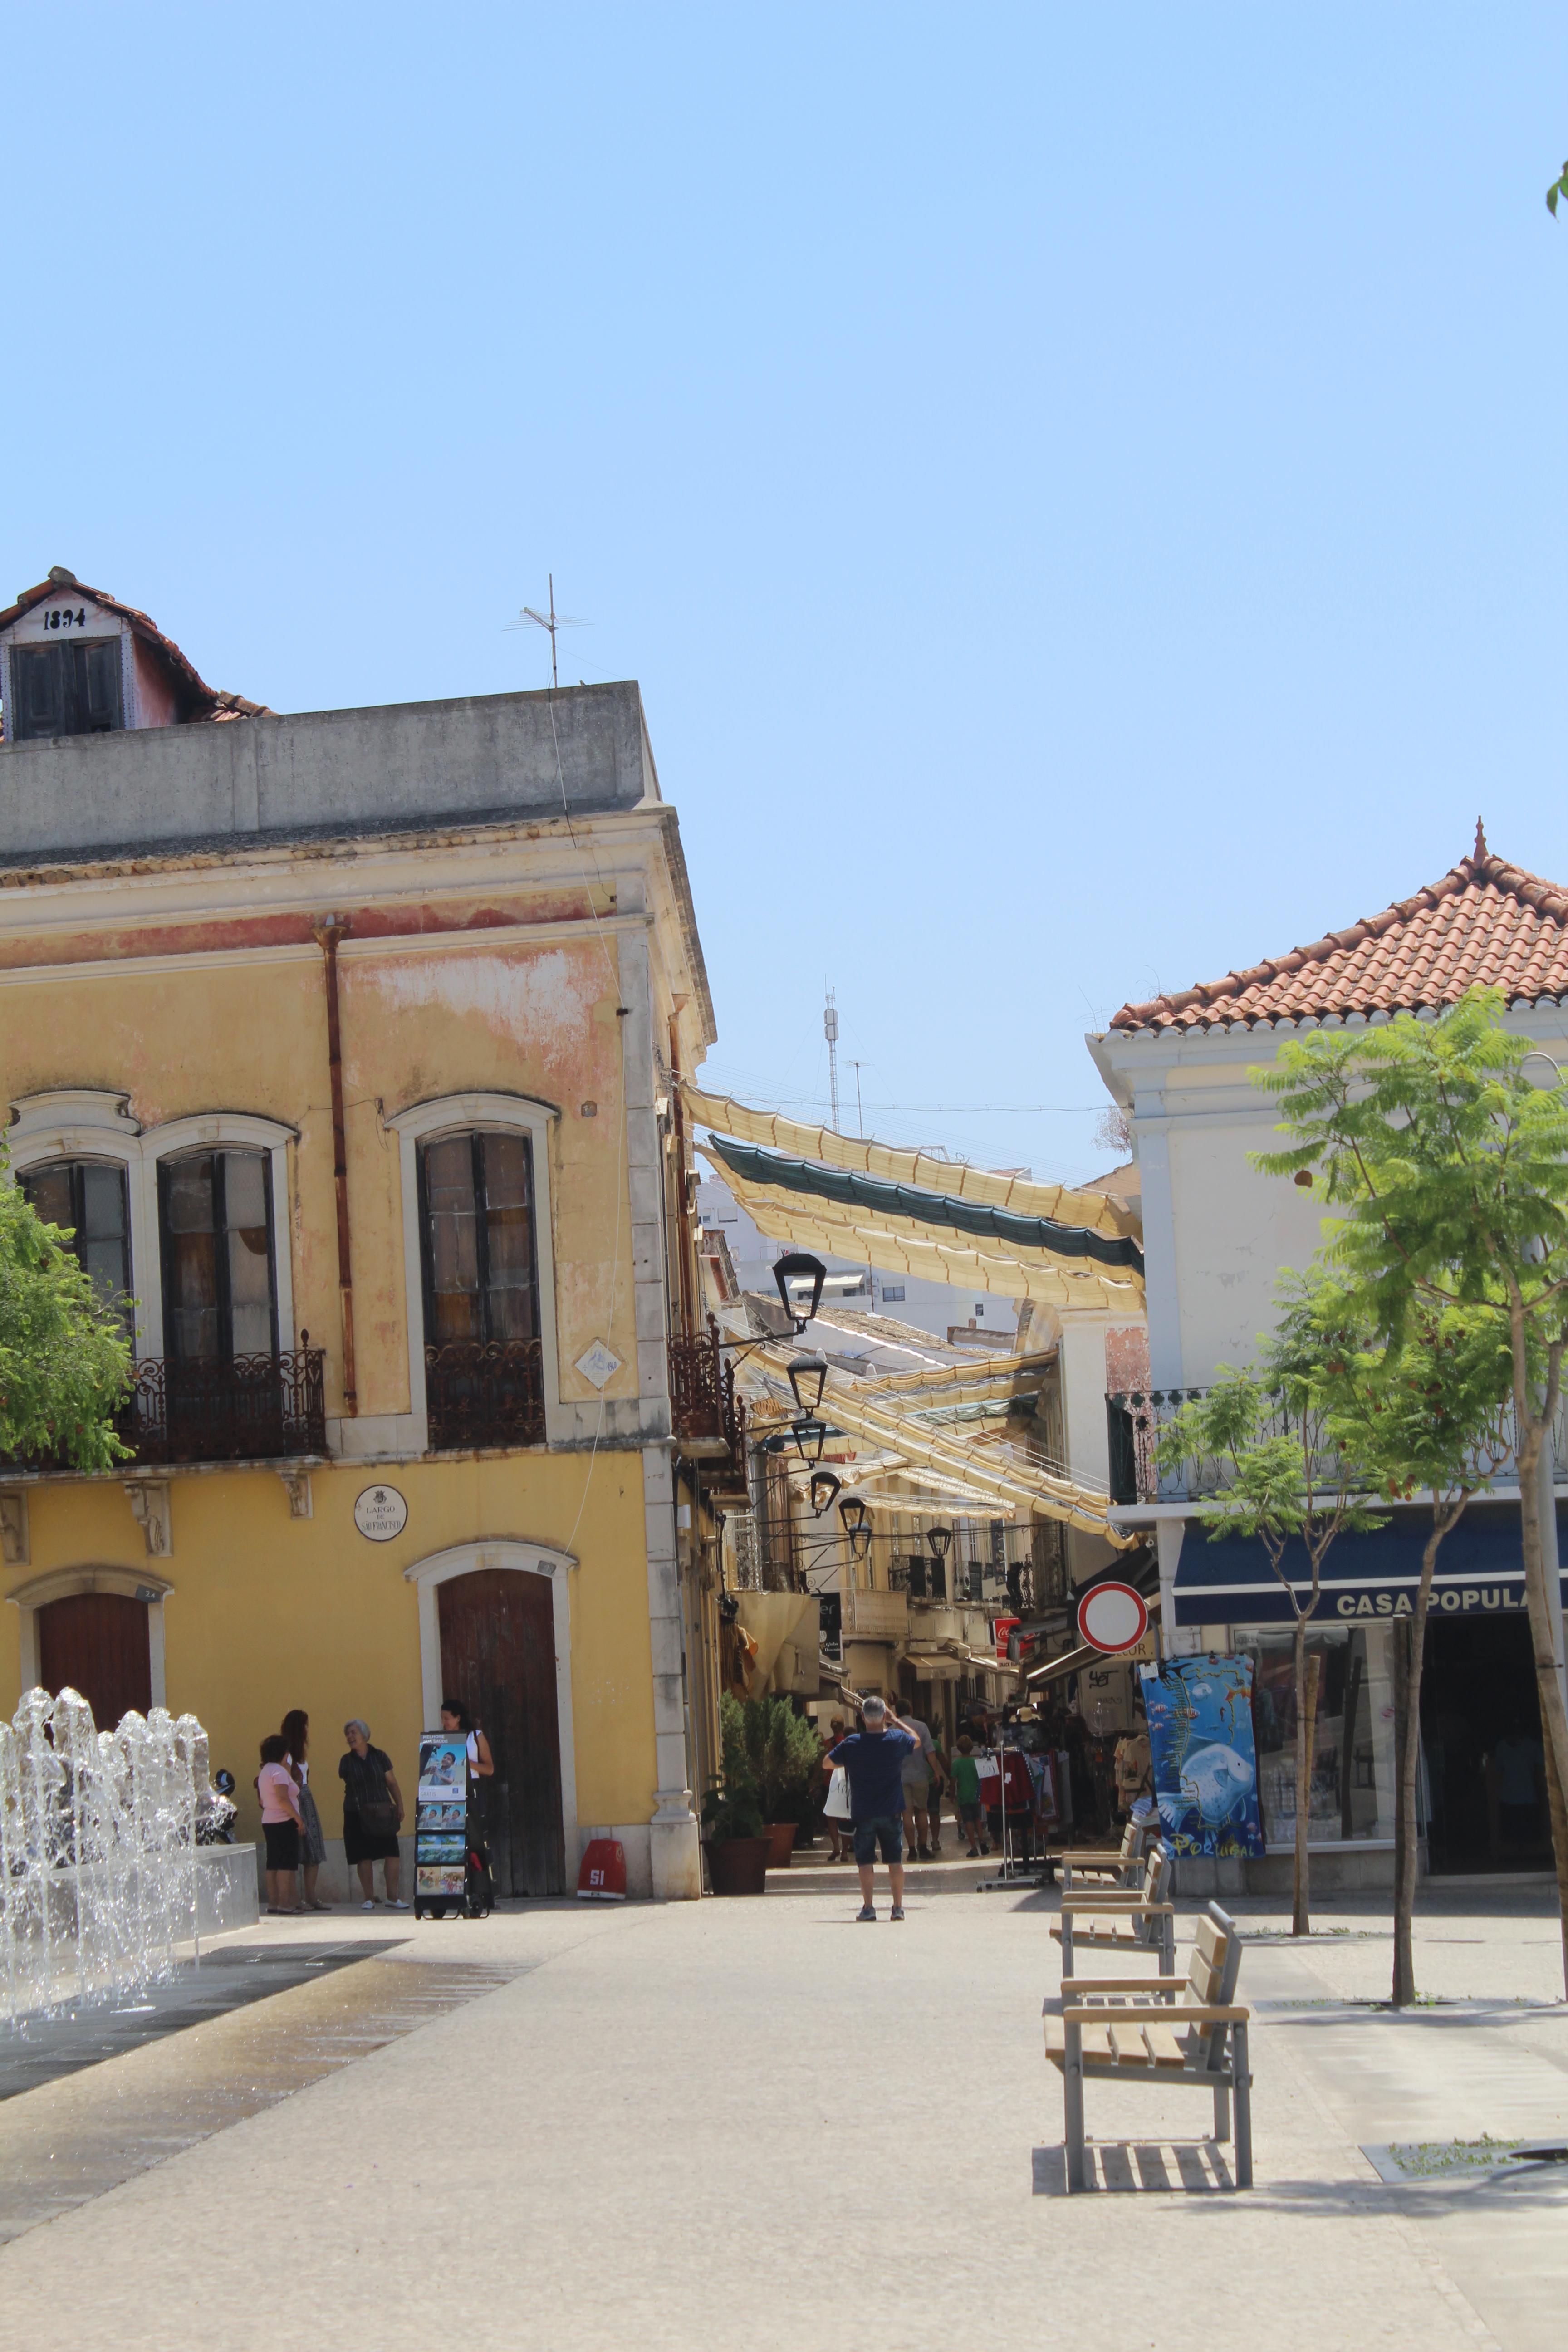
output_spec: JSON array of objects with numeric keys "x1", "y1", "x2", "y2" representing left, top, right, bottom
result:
[{"x1": 825, "y1": 1692, "x2": 923, "y2": 1921}]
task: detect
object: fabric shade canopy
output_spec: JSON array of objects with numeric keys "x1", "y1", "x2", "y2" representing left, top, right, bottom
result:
[
  {"x1": 681, "y1": 1080, "x2": 1138, "y2": 1243},
  {"x1": 703, "y1": 1136, "x2": 1144, "y2": 1310}
]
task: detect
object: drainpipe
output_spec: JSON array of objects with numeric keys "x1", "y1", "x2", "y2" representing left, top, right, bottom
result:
[{"x1": 313, "y1": 918, "x2": 357, "y2": 1416}]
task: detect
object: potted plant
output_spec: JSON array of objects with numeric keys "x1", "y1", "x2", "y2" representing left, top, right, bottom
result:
[
  {"x1": 701, "y1": 1697, "x2": 769, "y2": 1893},
  {"x1": 737, "y1": 1694, "x2": 827, "y2": 1867}
]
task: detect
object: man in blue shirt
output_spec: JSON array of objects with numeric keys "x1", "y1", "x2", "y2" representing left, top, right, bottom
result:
[{"x1": 826, "y1": 1693, "x2": 922, "y2": 1921}]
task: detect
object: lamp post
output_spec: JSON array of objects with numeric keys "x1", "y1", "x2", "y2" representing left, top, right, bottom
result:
[
  {"x1": 838, "y1": 1494, "x2": 872, "y2": 1560},
  {"x1": 809, "y1": 1468, "x2": 843, "y2": 1517},
  {"x1": 773, "y1": 1252, "x2": 827, "y2": 1333},
  {"x1": 787, "y1": 1352, "x2": 828, "y2": 1416},
  {"x1": 790, "y1": 1417, "x2": 828, "y2": 1467}
]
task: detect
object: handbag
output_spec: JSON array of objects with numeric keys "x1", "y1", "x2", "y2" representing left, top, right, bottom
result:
[
  {"x1": 823, "y1": 1765, "x2": 852, "y2": 1823},
  {"x1": 357, "y1": 1797, "x2": 398, "y2": 1836}
]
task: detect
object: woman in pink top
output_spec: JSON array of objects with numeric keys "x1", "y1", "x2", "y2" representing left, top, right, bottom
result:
[{"x1": 257, "y1": 1733, "x2": 305, "y2": 1916}]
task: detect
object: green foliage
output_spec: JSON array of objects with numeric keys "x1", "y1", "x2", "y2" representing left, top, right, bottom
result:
[
  {"x1": 736, "y1": 1693, "x2": 824, "y2": 1823},
  {"x1": 700, "y1": 1693, "x2": 765, "y2": 1842},
  {"x1": 1254, "y1": 989, "x2": 1568, "y2": 1353},
  {"x1": 1154, "y1": 1284, "x2": 1387, "y2": 1598},
  {"x1": 0, "y1": 1157, "x2": 133, "y2": 1471},
  {"x1": 1549, "y1": 161, "x2": 1568, "y2": 217}
]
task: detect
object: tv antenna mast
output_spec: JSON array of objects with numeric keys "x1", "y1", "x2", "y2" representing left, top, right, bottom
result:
[
  {"x1": 508, "y1": 574, "x2": 588, "y2": 689},
  {"x1": 824, "y1": 988, "x2": 841, "y2": 1129}
]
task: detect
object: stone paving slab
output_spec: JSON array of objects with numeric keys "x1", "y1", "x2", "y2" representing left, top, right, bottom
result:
[{"x1": 0, "y1": 1890, "x2": 1562, "y2": 2348}]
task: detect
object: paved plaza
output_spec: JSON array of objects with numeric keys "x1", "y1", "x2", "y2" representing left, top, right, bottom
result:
[{"x1": 0, "y1": 1879, "x2": 1563, "y2": 2351}]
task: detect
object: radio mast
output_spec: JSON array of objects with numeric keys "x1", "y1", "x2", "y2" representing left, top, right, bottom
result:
[{"x1": 823, "y1": 988, "x2": 840, "y2": 1129}]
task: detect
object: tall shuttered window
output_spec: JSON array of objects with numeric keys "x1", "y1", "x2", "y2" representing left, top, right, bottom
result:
[
  {"x1": 9, "y1": 640, "x2": 123, "y2": 740},
  {"x1": 418, "y1": 1131, "x2": 539, "y2": 1347},
  {"x1": 157, "y1": 1150, "x2": 278, "y2": 1364},
  {"x1": 21, "y1": 1161, "x2": 133, "y2": 1328}
]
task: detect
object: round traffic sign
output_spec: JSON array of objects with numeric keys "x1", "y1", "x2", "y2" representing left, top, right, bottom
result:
[{"x1": 1076, "y1": 1579, "x2": 1149, "y2": 1655}]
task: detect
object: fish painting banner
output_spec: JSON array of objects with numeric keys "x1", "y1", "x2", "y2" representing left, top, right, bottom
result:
[{"x1": 1139, "y1": 1657, "x2": 1265, "y2": 1859}]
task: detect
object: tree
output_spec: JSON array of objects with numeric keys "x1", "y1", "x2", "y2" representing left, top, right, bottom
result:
[
  {"x1": 1257, "y1": 988, "x2": 1568, "y2": 1995},
  {"x1": 1156, "y1": 1285, "x2": 1386, "y2": 1935},
  {"x1": 0, "y1": 1157, "x2": 133, "y2": 1470},
  {"x1": 1305, "y1": 1289, "x2": 1513, "y2": 2005},
  {"x1": 1548, "y1": 160, "x2": 1568, "y2": 216}
]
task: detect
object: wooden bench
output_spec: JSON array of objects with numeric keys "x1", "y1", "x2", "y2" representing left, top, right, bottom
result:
[
  {"x1": 1049, "y1": 1842, "x2": 1175, "y2": 1975},
  {"x1": 1040, "y1": 1814, "x2": 1152, "y2": 1891},
  {"x1": 1044, "y1": 1901, "x2": 1253, "y2": 2191}
]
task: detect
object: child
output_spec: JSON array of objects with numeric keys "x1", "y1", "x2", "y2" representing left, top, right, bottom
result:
[
  {"x1": 257, "y1": 1732, "x2": 306, "y2": 1916},
  {"x1": 951, "y1": 1733, "x2": 989, "y2": 1858}
]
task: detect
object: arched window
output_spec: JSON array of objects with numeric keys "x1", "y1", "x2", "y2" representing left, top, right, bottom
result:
[
  {"x1": 20, "y1": 1158, "x2": 132, "y2": 1326},
  {"x1": 416, "y1": 1130, "x2": 543, "y2": 1448},
  {"x1": 157, "y1": 1147, "x2": 278, "y2": 1364}
]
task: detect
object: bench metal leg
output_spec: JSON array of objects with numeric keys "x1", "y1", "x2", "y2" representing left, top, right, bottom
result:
[
  {"x1": 1063, "y1": 2020, "x2": 1086, "y2": 2191},
  {"x1": 1232, "y1": 2024, "x2": 1253, "y2": 2190},
  {"x1": 1211, "y1": 2080, "x2": 1230, "y2": 2143},
  {"x1": 1161, "y1": 1911, "x2": 1175, "y2": 1972},
  {"x1": 1060, "y1": 1916, "x2": 1075, "y2": 1978}
]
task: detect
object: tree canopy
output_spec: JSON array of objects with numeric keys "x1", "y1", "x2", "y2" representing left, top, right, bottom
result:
[{"x1": 0, "y1": 1159, "x2": 133, "y2": 1470}]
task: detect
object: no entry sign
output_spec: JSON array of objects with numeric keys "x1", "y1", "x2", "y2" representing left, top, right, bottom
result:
[{"x1": 1076, "y1": 1580, "x2": 1149, "y2": 1655}]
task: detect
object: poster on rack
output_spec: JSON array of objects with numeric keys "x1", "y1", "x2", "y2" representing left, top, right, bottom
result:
[
  {"x1": 1138, "y1": 1657, "x2": 1265, "y2": 1859},
  {"x1": 417, "y1": 1737, "x2": 467, "y2": 1803}
]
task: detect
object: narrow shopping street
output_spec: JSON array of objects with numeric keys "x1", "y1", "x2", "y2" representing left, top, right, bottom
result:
[{"x1": 0, "y1": 1885, "x2": 1562, "y2": 2352}]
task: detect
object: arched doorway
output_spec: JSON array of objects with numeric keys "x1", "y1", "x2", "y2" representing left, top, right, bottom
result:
[
  {"x1": 37, "y1": 1591, "x2": 152, "y2": 1728},
  {"x1": 437, "y1": 1567, "x2": 566, "y2": 1896}
]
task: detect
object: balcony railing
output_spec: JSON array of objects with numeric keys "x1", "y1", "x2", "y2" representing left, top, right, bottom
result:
[
  {"x1": 669, "y1": 1322, "x2": 748, "y2": 1490},
  {"x1": 425, "y1": 1338, "x2": 545, "y2": 1450},
  {"x1": 122, "y1": 1349, "x2": 328, "y2": 1464},
  {"x1": 1107, "y1": 1386, "x2": 1568, "y2": 1508}
]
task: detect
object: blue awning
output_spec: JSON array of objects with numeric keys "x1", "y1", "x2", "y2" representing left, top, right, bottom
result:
[{"x1": 1173, "y1": 1507, "x2": 1568, "y2": 1628}]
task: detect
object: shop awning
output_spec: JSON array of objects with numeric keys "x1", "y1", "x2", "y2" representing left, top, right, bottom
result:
[{"x1": 1171, "y1": 1510, "x2": 1568, "y2": 1628}]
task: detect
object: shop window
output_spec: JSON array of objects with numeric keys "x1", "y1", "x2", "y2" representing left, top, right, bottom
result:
[
  {"x1": 22, "y1": 1159, "x2": 132, "y2": 1328},
  {"x1": 1230, "y1": 1623, "x2": 1393, "y2": 1845},
  {"x1": 157, "y1": 1149, "x2": 278, "y2": 1363}
]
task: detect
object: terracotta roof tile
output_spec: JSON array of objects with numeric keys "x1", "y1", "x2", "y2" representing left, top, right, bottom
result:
[
  {"x1": 1111, "y1": 824, "x2": 1568, "y2": 1032},
  {"x1": 0, "y1": 568, "x2": 267, "y2": 721}
]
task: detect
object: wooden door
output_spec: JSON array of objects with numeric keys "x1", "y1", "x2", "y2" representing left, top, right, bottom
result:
[
  {"x1": 437, "y1": 1568, "x2": 564, "y2": 1896},
  {"x1": 38, "y1": 1592, "x2": 152, "y2": 1729}
]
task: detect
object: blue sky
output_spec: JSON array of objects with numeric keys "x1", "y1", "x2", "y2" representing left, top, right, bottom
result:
[{"x1": 8, "y1": 8, "x2": 1568, "y2": 1183}]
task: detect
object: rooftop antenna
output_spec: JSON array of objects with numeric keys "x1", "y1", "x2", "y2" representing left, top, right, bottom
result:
[
  {"x1": 824, "y1": 988, "x2": 840, "y2": 1130},
  {"x1": 508, "y1": 574, "x2": 588, "y2": 689},
  {"x1": 848, "y1": 1058, "x2": 866, "y2": 1138}
]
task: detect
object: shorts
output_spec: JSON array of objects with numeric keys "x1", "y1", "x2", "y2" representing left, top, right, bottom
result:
[
  {"x1": 901, "y1": 1779, "x2": 933, "y2": 1812},
  {"x1": 852, "y1": 1816, "x2": 904, "y2": 1866},
  {"x1": 263, "y1": 1819, "x2": 300, "y2": 1872},
  {"x1": 959, "y1": 1802, "x2": 983, "y2": 1828}
]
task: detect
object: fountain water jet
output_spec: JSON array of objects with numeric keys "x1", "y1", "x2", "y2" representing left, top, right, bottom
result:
[{"x1": 0, "y1": 1686, "x2": 230, "y2": 2026}]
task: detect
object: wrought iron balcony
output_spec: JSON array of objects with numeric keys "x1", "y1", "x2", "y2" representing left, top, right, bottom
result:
[
  {"x1": 668, "y1": 1323, "x2": 748, "y2": 1493},
  {"x1": 117, "y1": 1349, "x2": 326, "y2": 1466},
  {"x1": 1106, "y1": 1385, "x2": 1566, "y2": 1509},
  {"x1": 425, "y1": 1338, "x2": 545, "y2": 1451}
]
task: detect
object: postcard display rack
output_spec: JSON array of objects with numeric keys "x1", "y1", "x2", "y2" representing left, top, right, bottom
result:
[{"x1": 415, "y1": 1731, "x2": 485, "y2": 1917}]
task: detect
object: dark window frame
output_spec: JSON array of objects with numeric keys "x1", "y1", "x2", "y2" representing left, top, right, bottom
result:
[
  {"x1": 9, "y1": 637, "x2": 125, "y2": 740},
  {"x1": 156, "y1": 1149, "x2": 279, "y2": 1367},
  {"x1": 20, "y1": 1157, "x2": 133, "y2": 1325},
  {"x1": 416, "y1": 1127, "x2": 541, "y2": 1351}
]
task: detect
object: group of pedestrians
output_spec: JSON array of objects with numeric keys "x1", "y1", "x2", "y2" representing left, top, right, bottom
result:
[
  {"x1": 256, "y1": 1711, "x2": 412, "y2": 1916},
  {"x1": 820, "y1": 1692, "x2": 1006, "y2": 1920}
]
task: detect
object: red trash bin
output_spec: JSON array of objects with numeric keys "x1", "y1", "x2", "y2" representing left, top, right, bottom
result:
[{"x1": 577, "y1": 1837, "x2": 627, "y2": 1901}]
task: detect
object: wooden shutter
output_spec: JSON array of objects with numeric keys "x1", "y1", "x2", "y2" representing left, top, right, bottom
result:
[
  {"x1": 78, "y1": 639, "x2": 123, "y2": 731},
  {"x1": 10, "y1": 644, "x2": 67, "y2": 740}
]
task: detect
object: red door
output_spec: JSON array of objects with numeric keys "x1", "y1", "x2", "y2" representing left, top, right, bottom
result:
[
  {"x1": 437, "y1": 1568, "x2": 565, "y2": 1896},
  {"x1": 38, "y1": 1592, "x2": 152, "y2": 1729}
]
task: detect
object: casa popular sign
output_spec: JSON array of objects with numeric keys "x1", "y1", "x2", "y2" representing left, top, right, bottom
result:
[
  {"x1": 354, "y1": 1484, "x2": 409, "y2": 1542},
  {"x1": 1076, "y1": 1579, "x2": 1150, "y2": 1655},
  {"x1": 1332, "y1": 1584, "x2": 1530, "y2": 1619}
]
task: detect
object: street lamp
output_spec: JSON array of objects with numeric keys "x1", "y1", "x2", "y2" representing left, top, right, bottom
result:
[
  {"x1": 838, "y1": 1494, "x2": 872, "y2": 1560},
  {"x1": 790, "y1": 1416, "x2": 828, "y2": 1466},
  {"x1": 773, "y1": 1251, "x2": 826, "y2": 1333},
  {"x1": 787, "y1": 1352, "x2": 828, "y2": 1416},
  {"x1": 926, "y1": 1524, "x2": 953, "y2": 1561},
  {"x1": 809, "y1": 1468, "x2": 842, "y2": 1516}
]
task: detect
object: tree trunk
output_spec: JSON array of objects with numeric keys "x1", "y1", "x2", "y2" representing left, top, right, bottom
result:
[
  {"x1": 1293, "y1": 1637, "x2": 1320, "y2": 1936},
  {"x1": 1509, "y1": 1400, "x2": 1568, "y2": 1998},
  {"x1": 1392, "y1": 1517, "x2": 1446, "y2": 2007},
  {"x1": 1392, "y1": 1618, "x2": 1414, "y2": 2008}
]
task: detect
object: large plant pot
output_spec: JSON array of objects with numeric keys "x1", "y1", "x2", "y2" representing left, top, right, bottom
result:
[
  {"x1": 764, "y1": 1820, "x2": 799, "y2": 1869},
  {"x1": 706, "y1": 1836, "x2": 771, "y2": 1896}
]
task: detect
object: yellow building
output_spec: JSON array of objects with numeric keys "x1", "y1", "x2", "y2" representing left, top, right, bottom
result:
[{"x1": 0, "y1": 568, "x2": 734, "y2": 1900}]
